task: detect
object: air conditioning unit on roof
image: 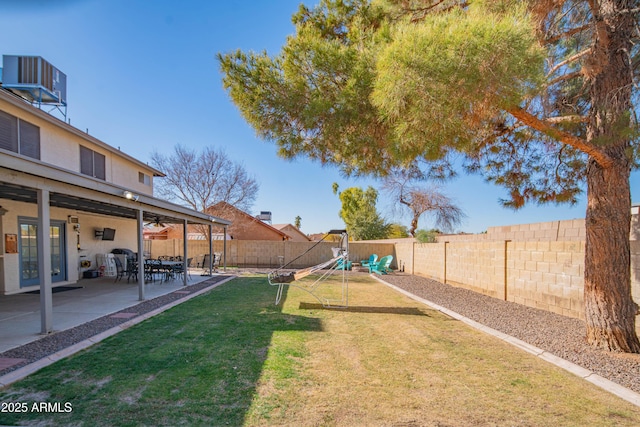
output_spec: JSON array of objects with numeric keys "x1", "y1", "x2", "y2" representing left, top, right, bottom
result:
[{"x1": 1, "y1": 55, "x2": 67, "y2": 106}]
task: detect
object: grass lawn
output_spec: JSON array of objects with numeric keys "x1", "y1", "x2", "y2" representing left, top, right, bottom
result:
[{"x1": 0, "y1": 274, "x2": 639, "y2": 426}]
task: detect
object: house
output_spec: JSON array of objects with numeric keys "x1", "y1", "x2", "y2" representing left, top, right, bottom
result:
[
  {"x1": 0, "y1": 55, "x2": 230, "y2": 333},
  {"x1": 206, "y1": 201, "x2": 289, "y2": 240},
  {"x1": 308, "y1": 233, "x2": 326, "y2": 242},
  {"x1": 273, "y1": 224, "x2": 310, "y2": 242},
  {"x1": 143, "y1": 225, "x2": 172, "y2": 240}
]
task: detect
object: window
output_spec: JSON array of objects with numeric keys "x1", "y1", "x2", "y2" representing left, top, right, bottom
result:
[
  {"x1": 0, "y1": 110, "x2": 41, "y2": 160},
  {"x1": 138, "y1": 172, "x2": 150, "y2": 186},
  {"x1": 79, "y1": 145, "x2": 106, "y2": 180},
  {"x1": 18, "y1": 120, "x2": 40, "y2": 159}
]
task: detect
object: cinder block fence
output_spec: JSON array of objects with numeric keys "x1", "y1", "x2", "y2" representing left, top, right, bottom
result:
[
  {"x1": 395, "y1": 217, "x2": 639, "y2": 320},
  {"x1": 150, "y1": 214, "x2": 640, "y2": 322},
  {"x1": 149, "y1": 239, "x2": 395, "y2": 271}
]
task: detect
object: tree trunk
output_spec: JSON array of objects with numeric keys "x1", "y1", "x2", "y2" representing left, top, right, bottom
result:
[
  {"x1": 583, "y1": 0, "x2": 639, "y2": 353},
  {"x1": 409, "y1": 214, "x2": 419, "y2": 237},
  {"x1": 584, "y1": 156, "x2": 640, "y2": 352}
]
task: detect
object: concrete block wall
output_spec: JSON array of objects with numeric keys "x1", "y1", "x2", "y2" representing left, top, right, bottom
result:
[
  {"x1": 401, "y1": 239, "x2": 593, "y2": 320},
  {"x1": 395, "y1": 212, "x2": 640, "y2": 321},
  {"x1": 150, "y1": 239, "x2": 395, "y2": 270},
  {"x1": 506, "y1": 241, "x2": 585, "y2": 318},
  {"x1": 417, "y1": 243, "x2": 445, "y2": 281},
  {"x1": 395, "y1": 242, "x2": 445, "y2": 281},
  {"x1": 489, "y1": 219, "x2": 586, "y2": 241},
  {"x1": 350, "y1": 242, "x2": 396, "y2": 267},
  {"x1": 632, "y1": 241, "x2": 640, "y2": 303},
  {"x1": 445, "y1": 241, "x2": 506, "y2": 299},
  {"x1": 440, "y1": 218, "x2": 587, "y2": 243},
  {"x1": 394, "y1": 241, "x2": 416, "y2": 275},
  {"x1": 149, "y1": 214, "x2": 639, "y2": 323}
]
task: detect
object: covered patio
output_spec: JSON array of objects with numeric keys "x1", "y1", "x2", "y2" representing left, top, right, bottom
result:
[{"x1": 0, "y1": 152, "x2": 231, "y2": 338}]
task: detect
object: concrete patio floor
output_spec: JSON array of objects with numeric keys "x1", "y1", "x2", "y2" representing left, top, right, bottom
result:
[{"x1": 0, "y1": 271, "x2": 215, "y2": 353}]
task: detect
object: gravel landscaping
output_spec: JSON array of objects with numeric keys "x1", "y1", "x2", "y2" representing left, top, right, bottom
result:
[
  {"x1": 381, "y1": 273, "x2": 640, "y2": 395},
  {"x1": 1, "y1": 272, "x2": 639, "y2": 398}
]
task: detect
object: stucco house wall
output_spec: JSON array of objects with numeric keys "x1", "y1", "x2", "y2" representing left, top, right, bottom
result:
[
  {"x1": 0, "y1": 91, "x2": 160, "y2": 294},
  {"x1": 0, "y1": 96, "x2": 158, "y2": 197}
]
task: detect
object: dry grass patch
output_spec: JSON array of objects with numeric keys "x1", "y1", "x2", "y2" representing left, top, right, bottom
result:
[{"x1": 246, "y1": 273, "x2": 640, "y2": 426}]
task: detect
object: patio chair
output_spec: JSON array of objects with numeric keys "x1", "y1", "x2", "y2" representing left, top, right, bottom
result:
[
  {"x1": 360, "y1": 254, "x2": 378, "y2": 268},
  {"x1": 171, "y1": 261, "x2": 189, "y2": 282},
  {"x1": 165, "y1": 257, "x2": 192, "y2": 282},
  {"x1": 144, "y1": 259, "x2": 163, "y2": 282},
  {"x1": 336, "y1": 258, "x2": 351, "y2": 270},
  {"x1": 201, "y1": 253, "x2": 221, "y2": 275},
  {"x1": 114, "y1": 256, "x2": 127, "y2": 282},
  {"x1": 185, "y1": 257, "x2": 193, "y2": 280},
  {"x1": 336, "y1": 257, "x2": 352, "y2": 270},
  {"x1": 368, "y1": 255, "x2": 393, "y2": 275},
  {"x1": 125, "y1": 256, "x2": 138, "y2": 282}
]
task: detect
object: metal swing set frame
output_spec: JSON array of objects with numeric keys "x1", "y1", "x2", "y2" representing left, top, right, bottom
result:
[{"x1": 267, "y1": 229, "x2": 349, "y2": 308}]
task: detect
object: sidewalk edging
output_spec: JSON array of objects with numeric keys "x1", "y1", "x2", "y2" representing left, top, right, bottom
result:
[
  {"x1": 0, "y1": 276, "x2": 236, "y2": 388},
  {"x1": 372, "y1": 274, "x2": 640, "y2": 408}
]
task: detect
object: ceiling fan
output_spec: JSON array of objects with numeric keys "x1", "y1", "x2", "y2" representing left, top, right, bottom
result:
[{"x1": 144, "y1": 215, "x2": 167, "y2": 227}]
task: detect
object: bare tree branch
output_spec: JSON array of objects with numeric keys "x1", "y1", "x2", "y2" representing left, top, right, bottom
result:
[
  {"x1": 543, "y1": 23, "x2": 592, "y2": 45},
  {"x1": 151, "y1": 145, "x2": 259, "y2": 214},
  {"x1": 544, "y1": 115, "x2": 589, "y2": 124},
  {"x1": 546, "y1": 48, "x2": 592, "y2": 77},
  {"x1": 546, "y1": 70, "x2": 583, "y2": 87},
  {"x1": 383, "y1": 169, "x2": 465, "y2": 236}
]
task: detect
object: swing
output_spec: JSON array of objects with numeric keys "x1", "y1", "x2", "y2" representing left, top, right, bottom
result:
[{"x1": 268, "y1": 230, "x2": 350, "y2": 308}]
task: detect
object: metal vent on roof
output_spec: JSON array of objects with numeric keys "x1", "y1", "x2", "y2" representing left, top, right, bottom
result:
[{"x1": 256, "y1": 211, "x2": 272, "y2": 223}]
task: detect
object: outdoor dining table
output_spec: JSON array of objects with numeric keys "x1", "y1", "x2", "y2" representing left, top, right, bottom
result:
[
  {"x1": 143, "y1": 259, "x2": 184, "y2": 283},
  {"x1": 162, "y1": 260, "x2": 185, "y2": 280}
]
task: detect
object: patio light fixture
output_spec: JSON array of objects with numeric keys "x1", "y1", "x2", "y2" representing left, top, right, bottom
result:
[{"x1": 123, "y1": 190, "x2": 139, "y2": 201}]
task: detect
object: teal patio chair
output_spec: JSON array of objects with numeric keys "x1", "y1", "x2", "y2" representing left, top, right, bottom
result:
[
  {"x1": 336, "y1": 257, "x2": 352, "y2": 270},
  {"x1": 368, "y1": 255, "x2": 393, "y2": 275},
  {"x1": 360, "y1": 254, "x2": 378, "y2": 268}
]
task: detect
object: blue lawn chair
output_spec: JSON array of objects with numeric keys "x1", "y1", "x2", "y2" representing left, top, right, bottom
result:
[
  {"x1": 336, "y1": 257, "x2": 352, "y2": 270},
  {"x1": 360, "y1": 254, "x2": 378, "y2": 268},
  {"x1": 368, "y1": 255, "x2": 393, "y2": 275}
]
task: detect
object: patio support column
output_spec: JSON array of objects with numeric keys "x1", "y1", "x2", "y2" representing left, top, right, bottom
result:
[
  {"x1": 223, "y1": 225, "x2": 227, "y2": 272},
  {"x1": 37, "y1": 188, "x2": 53, "y2": 334},
  {"x1": 183, "y1": 219, "x2": 188, "y2": 286},
  {"x1": 137, "y1": 209, "x2": 145, "y2": 300},
  {"x1": 208, "y1": 224, "x2": 213, "y2": 275}
]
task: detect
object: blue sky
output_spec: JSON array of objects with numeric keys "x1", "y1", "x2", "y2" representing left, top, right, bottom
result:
[{"x1": 1, "y1": 0, "x2": 638, "y2": 234}]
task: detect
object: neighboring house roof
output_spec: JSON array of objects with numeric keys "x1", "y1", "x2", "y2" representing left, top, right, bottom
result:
[
  {"x1": 206, "y1": 201, "x2": 290, "y2": 240},
  {"x1": 272, "y1": 224, "x2": 310, "y2": 242},
  {"x1": 308, "y1": 233, "x2": 326, "y2": 241}
]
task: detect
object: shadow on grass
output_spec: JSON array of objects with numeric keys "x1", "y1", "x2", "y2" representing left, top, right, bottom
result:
[
  {"x1": 298, "y1": 302, "x2": 431, "y2": 316},
  {"x1": 0, "y1": 277, "x2": 322, "y2": 427}
]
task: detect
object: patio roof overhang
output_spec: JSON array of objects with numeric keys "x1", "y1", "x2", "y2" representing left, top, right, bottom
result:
[{"x1": 0, "y1": 151, "x2": 231, "y2": 227}]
